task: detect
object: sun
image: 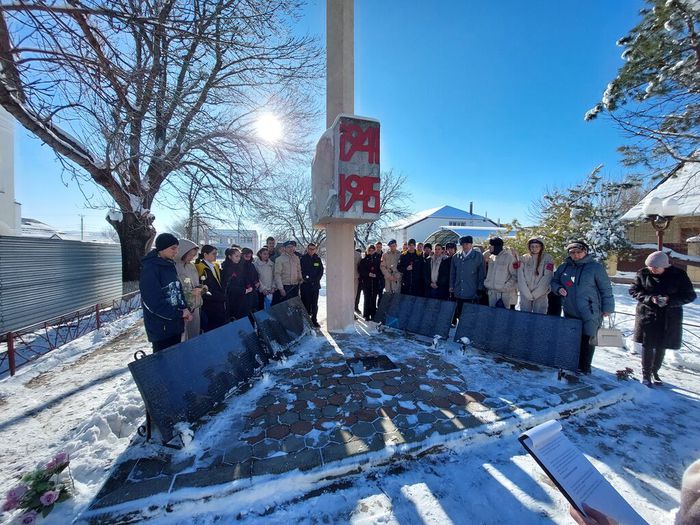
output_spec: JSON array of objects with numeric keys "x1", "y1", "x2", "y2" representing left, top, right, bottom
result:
[{"x1": 255, "y1": 113, "x2": 283, "y2": 143}]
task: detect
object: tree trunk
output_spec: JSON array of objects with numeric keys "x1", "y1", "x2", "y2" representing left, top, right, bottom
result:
[{"x1": 107, "y1": 212, "x2": 156, "y2": 283}]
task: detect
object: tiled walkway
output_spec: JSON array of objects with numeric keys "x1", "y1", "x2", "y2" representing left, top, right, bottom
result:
[{"x1": 84, "y1": 327, "x2": 630, "y2": 523}]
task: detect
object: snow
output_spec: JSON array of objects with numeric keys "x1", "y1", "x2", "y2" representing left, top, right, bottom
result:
[
  {"x1": 621, "y1": 160, "x2": 700, "y2": 221},
  {"x1": 1, "y1": 286, "x2": 699, "y2": 524},
  {"x1": 630, "y1": 243, "x2": 700, "y2": 264}
]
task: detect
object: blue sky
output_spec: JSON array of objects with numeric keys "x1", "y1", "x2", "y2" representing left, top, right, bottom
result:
[{"x1": 14, "y1": 0, "x2": 643, "y2": 236}]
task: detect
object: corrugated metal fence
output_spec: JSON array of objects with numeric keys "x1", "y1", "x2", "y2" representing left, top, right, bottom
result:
[{"x1": 0, "y1": 236, "x2": 122, "y2": 333}]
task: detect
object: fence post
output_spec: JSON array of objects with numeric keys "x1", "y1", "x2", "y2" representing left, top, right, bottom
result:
[
  {"x1": 7, "y1": 332, "x2": 16, "y2": 376},
  {"x1": 95, "y1": 304, "x2": 101, "y2": 329}
]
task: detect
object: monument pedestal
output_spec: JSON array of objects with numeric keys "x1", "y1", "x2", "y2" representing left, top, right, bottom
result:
[{"x1": 325, "y1": 222, "x2": 356, "y2": 331}]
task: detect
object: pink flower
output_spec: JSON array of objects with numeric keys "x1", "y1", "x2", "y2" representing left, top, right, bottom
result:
[
  {"x1": 40, "y1": 489, "x2": 60, "y2": 506},
  {"x1": 20, "y1": 510, "x2": 38, "y2": 524},
  {"x1": 6, "y1": 485, "x2": 28, "y2": 502},
  {"x1": 46, "y1": 451, "x2": 69, "y2": 470},
  {"x1": 2, "y1": 498, "x2": 18, "y2": 512}
]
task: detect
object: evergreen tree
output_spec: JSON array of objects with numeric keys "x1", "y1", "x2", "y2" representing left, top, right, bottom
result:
[{"x1": 585, "y1": 0, "x2": 700, "y2": 176}]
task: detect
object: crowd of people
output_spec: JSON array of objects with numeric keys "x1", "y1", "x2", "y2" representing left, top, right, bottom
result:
[
  {"x1": 139, "y1": 234, "x2": 323, "y2": 353},
  {"x1": 140, "y1": 231, "x2": 696, "y2": 385},
  {"x1": 354, "y1": 235, "x2": 696, "y2": 384}
]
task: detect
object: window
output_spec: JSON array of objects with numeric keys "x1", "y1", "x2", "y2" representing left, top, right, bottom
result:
[{"x1": 448, "y1": 221, "x2": 467, "y2": 227}]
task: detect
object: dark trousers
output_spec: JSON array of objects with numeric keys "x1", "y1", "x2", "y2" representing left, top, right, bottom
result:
[
  {"x1": 300, "y1": 283, "x2": 320, "y2": 322},
  {"x1": 201, "y1": 306, "x2": 227, "y2": 333},
  {"x1": 363, "y1": 282, "x2": 379, "y2": 320},
  {"x1": 452, "y1": 297, "x2": 478, "y2": 325},
  {"x1": 642, "y1": 345, "x2": 666, "y2": 378},
  {"x1": 152, "y1": 334, "x2": 182, "y2": 353},
  {"x1": 272, "y1": 285, "x2": 299, "y2": 306},
  {"x1": 579, "y1": 335, "x2": 595, "y2": 373},
  {"x1": 355, "y1": 280, "x2": 362, "y2": 310},
  {"x1": 376, "y1": 282, "x2": 384, "y2": 309}
]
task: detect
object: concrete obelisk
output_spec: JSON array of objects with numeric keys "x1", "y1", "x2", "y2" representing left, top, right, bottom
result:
[{"x1": 324, "y1": 0, "x2": 356, "y2": 331}]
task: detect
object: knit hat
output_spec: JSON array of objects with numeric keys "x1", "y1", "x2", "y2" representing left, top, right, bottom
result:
[
  {"x1": 423, "y1": 243, "x2": 432, "y2": 250},
  {"x1": 459, "y1": 236, "x2": 473, "y2": 245},
  {"x1": 489, "y1": 237, "x2": 504, "y2": 246},
  {"x1": 645, "y1": 251, "x2": 671, "y2": 268},
  {"x1": 566, "y1": 240, "x2": 589, "y2": 252},
  {"x1": 445, "y1": 242, "x2": 457, "y2": 250},
  {"x1": 408, "y1": 238, "x2": 416, "y2": 246},
  {"x1": 388, "y1": 239, "x2": 397, "y2": 246},
  {"x1": 155, "y1": 233, "x2": 179, "y2": 251}
]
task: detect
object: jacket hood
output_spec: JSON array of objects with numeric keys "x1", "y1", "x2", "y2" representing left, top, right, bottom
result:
[
  {"x1": 142, "y1": 248, "x2": 174, "y2": 267},
  {"x1": 176, "y1": 239, "x2": 198, "y2": 260},
  {"x1": 527, "y1": 237, "x2": 544, "y2": 249}
]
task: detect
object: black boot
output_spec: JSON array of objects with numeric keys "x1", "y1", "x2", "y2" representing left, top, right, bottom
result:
[{"x1": 652, "y1": 371, "x2": 662, "y2": 385}]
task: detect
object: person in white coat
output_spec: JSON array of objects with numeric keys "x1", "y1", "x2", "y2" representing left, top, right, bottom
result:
[
  {"x1": 483, "y1": 237, "x2": 518, "y2": 308},
  {"x1": 517, "y1": 237, "x2": 554, "y2": 314}
]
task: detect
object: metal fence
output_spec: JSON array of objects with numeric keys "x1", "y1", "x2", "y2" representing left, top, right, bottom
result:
[
  {"x1": 0, "y1": 291, "x2": 141, "y2": 377},
  {"x1": 0, "y1": 235, "x2": 123, "y2": 334}
]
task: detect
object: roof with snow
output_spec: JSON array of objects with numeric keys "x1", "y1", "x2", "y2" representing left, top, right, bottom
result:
[
  {"x1": 621, "y1": 161, "x2": 700, "y2": 221},
  {"x1": 386, "y1": 205, "x2": 496, "y2": 230}
]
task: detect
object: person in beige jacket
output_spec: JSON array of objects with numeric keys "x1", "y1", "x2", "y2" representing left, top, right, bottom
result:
[
  {"x1": 380, "y1": 239, "x2": 402, "y2": 294},
  {"x1": 483, "y1": 237, "x2": 518, "y2": 308},
  {"x1": 517, "y1": 237, "x2": 554, "y2": 314},
  {"x1": 174, "y1": 238, "x2": 203, "y2": 340},
  {"x1": 273, "y1": 240, "x2": 303, "y2": 305}
]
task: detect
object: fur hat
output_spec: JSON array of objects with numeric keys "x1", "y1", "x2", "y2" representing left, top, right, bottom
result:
[
  {"x1": 459, "y1": 236, "x2": 473, "y2": 245},
  {"x1": 645, "y1": 251, "x2": 671, "y2": 268},
  {"x1": 489, "y1": 237, "x2": 504, "y2": 246}
]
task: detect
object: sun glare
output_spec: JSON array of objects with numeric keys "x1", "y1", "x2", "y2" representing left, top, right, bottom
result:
[{"x1": 255, "y1": 113, "x2": 283, "y2": 143}]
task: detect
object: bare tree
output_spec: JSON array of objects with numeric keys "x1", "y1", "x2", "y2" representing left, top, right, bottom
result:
[{"x1": 0, "y1": 1, "x2": 321, "y2": 280}]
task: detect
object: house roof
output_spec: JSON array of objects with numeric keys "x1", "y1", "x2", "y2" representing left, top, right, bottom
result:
[
  {"x1": 621, "y1": 161, "x2": 700, "y2": 221},
  {"x1": 386, "y1": 205, "x2": 494, "y2": 230}
]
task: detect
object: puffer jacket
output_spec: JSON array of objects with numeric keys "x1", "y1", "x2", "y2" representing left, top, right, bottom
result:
[
  {"x1": 551, "y1": 254, "x2": 615, "y2": 336},
  {"x1": 449, "y1": 249, "x2": 485, "y2": 300},
  {"x1": 518, "y1": 252, "x2": 554, "y2": 301},
  {"x1": 140, "y1": 249, "x2": 187, "y2": 342},
  {"x1": 484, "y1": 249, "x2": 518, "y2": 305}
]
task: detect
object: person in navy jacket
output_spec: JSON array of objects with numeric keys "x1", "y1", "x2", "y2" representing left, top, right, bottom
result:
[{"x1": 139, "y1": 233, "x2": 192, "y2": 352}]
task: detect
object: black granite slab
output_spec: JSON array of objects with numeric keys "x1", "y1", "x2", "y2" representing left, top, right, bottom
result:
[
  {"x1": 374, "y1": 294, "x2": 456, "y2": 338},
  {"x1": 253, "y1": 296, "x2": 312, "y2": 355},
  {"x1": 454, "y1": 303, "x2": 582, "y2": 371},
  {"x1": 128, "y1": 317, "x2": 261, "y2": 442}
]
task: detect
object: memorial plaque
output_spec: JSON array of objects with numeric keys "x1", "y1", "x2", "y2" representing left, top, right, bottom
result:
[
  {"x1": 374, "y1": 294, "x2": 456, "y2": 339},
  {"x1": 128, "y1": 318, "x2": 261, "y2": 442},
  {"x1": 253, "y1": 296, "x2": 312, "y2": 355},
  {"x1": 454, "y1": 303, "x2": 582, "y2": 371}
]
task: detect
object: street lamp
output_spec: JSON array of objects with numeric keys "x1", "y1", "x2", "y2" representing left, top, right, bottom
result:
[{"x1": 642, "y1": 196, "x2": 680, "y2": 251}]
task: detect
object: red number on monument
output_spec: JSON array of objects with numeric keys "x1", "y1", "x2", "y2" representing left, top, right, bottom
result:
[
  {"x1": 339, "y1": 174, "x2": 380, "y2": 213},
  {"x1": 339, "y1": 123, "x2": 379, "y2": 164}
]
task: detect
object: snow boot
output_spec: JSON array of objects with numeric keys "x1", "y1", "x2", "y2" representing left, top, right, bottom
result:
[{"x1": 652, "y1": 371, "x2": 662, "y2": 385}]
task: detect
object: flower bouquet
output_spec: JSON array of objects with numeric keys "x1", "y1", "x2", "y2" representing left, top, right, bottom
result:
[{"x1": 2, "y1": 452, "x2": 73, "y2": 523}]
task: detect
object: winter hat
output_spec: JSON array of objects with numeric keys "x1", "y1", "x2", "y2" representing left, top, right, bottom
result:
[
  {"x1": 445, "y1": 242, "x2": 457, "y2": 250},
  {"x1": 155, "y1": 233, "x2": 179, "y2": 251},
  {"x1": 388, "y1": 239, "x2": 397, "y2": 246},
  {"x1": 566, "y1": 240, "x2": 589, "y2": 252},
  {"x1": 408, "y1": 238, "x2": 416, "y2": 246},
  {"x1": 423, "y1": 243, "x2": 432, "y2": 250},
  {"x1": 459, "y1": 236, "x2": 473, "y2": 245},
  {"x1": 489, "y1": 237, "x2": 504, "y2": 247},
  {"x1": 645, "y1": 251, "x2": 671, "y2": 268},
  {"x1": 527, "y1": 237, "x2": 544, "y2": 247},
  {"x1": 284, "y1": 240, "x2": 297, "y2": 247}
]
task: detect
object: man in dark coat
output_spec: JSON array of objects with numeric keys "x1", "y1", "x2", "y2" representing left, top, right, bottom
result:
[
  {"x1": 140, "y1": 233, "x2": 192, "y2": 352},
  {"x1": 374, "y1": 241, "x2": 385, "y2": 308},
  {"x1": 450, "y1": 236, "x2": 486, "y2": 324},
  {"x1": 398, "y1": 238, "x2": 424, "y2": 296},
  {"x1": 358, "y1": 244, "x2": 382, "y2": 320},
  {"x1": 630, "y1": 251, "x2": 697, "y2": 386},
  {"x1": 300, "y1": 243, "x2": 324, "y2": 327}
]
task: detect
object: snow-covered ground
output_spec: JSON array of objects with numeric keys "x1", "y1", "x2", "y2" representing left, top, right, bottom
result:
[{"x1": 1, "y1": 285, "x2": 699, "y2": 524}]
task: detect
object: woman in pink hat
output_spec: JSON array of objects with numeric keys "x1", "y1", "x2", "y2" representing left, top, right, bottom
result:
[{"x1": 630, "y1": 251, "x2": 696, "y2": 387}]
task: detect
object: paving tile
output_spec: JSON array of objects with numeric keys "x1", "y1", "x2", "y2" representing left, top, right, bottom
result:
[
  {"x1": 290, "y1": 420, "x2": 313, "y2": 435},
  {"x1": 280, "y1": 434, "x2": 307, "y2": 454},
  {"x1": 252, "y1": 448, "x2": 322, "y2": 476},
  {"x1": 321, "y1": 440, "x2": 372, "y2": 464},
  {"x1": 252, "y1": 439, "x2": 281, "y2": 459},
  {"x1": 222, "y1": 445, "x2": 253, "y2": 465},
  {"x1": 267, "y1": 424, "x2": 291, "y2": 440},
  {"x1": 278, "y1": 411, "x2": 300, "y2": 425},
  {"x1": 172, "y1": 463, "x2": 251, "y2": 491},
  {"x1": 350, "y1": 421, "x2": 376, "y2": 439},
  {"x1": 163, "y1": 456, "x2": 196, "y2": 475}
]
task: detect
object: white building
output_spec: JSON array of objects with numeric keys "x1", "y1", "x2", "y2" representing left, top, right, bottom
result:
[
  {"x1": 207, "y1": 228, "x2": 259, "y2": 253},
  {"x1": 381, "y1": 205, "x2": 505, "y2": 246},
  {"x1": 0, "y1": 108, "x2": 21, "y2": 235}
]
